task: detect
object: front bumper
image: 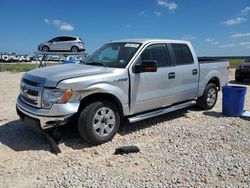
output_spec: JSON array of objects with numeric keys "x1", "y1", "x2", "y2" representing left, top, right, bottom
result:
[{"x1": 16, "y1": 96, "x2": 79, "y2": 129}]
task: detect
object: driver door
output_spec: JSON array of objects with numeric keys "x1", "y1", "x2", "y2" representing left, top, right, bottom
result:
[{"x1": 129, "y1": 43, "x2": 175, "y2": 114}]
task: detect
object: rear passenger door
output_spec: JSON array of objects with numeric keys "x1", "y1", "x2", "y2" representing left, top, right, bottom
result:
[
  {"x1": 62, "y1": 37, "x2": 75, "y2": 51},
  {"x1": 57, "y1": 37, "x2": 69, "y2": 51},
  {"x1": 169, "y1": 43, "x2": 199, "y2": 101},
  {"x1": 130, "y1": 43, "x2": 176, "y2": 114}
]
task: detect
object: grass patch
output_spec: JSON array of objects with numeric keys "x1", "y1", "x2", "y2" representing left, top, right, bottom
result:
[
  {"x1": 0, "y1": 63, "x2": 58, "y2": 72},
  {"x1": 229, "y1": 59, "x2": 245, "y2": 68}
]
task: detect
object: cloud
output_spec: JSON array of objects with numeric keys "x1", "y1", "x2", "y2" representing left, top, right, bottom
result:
[
  {"x1": 231, "y1": 33, "x2": 250, "y2": 38},
  {"x1": 44, "y1": 19, "x2": 74, "y2": 31},
  {"x1": 138, "y1": 11, "x2": 148, "y2": 17},
  {"x1": 52, "y1": 19, "x2": 61, "y2": 26},
  {"x1": 154, "y1": 11, "x2": 161, "y2": 16},
  {"x1": 211, "y1": 41, "x2": 219, "y2": 45},
  {"x1": 240, "y1": 42, "x2": 250, "y2": 46},
  {"x1": 44, "y1": 18, "x2": 50, "y2": 24},
  {"x1": 60, "y1": 23, "x2": 74, "y2": 31},
  {"x1": 223, "y1": 17, "x2": 247, "y2": 25},
  {"x1": 157, "y1": 0, "x2": 177, "y2": 10},
  {"x1": 219, "y1": 44, "x2": 235, "y2": 48},
  {"x1": 204, "y1": 38, "x2": 214, "y2": 43},
  {"x1": 204, "y1": 38, "x2": 219, "y2": 45},
  {"x1": 182, "y1": 35, "x2": 196, "y2": 40},
  {"x1": 241, "y1": 6, "x2": 250, "y2": 15}
]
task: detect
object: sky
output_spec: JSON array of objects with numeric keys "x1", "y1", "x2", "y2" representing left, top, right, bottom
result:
[{"x1": 0, "y1": 0, "x2": 250, "y2": 56}]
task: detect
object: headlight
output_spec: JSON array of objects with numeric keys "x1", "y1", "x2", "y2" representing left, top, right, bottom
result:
[{"x1": 42, "y1": 88, "x2": 72, "y2": 109}]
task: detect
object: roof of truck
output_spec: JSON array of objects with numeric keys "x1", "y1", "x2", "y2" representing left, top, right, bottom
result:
[{"x1": 111, "y1": 38, "x2": 190, "y2": 44}]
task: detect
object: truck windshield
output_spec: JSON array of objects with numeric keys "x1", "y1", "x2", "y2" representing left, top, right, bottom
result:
[{"x1": 83, "y1": 42, "x2": 141, "y2": 68}]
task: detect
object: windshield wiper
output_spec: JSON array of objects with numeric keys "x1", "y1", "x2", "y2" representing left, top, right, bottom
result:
[{"x1": 85, "y1": 62, "x2": 109, "y2": 67}]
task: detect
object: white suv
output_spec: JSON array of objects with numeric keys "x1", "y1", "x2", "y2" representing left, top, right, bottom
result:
[{"x1": 38, "y1": 36, "x2": 85, "y2": 52}]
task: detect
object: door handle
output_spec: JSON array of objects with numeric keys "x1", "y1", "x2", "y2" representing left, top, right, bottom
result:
[
  {"x1": 192, "y1": 69, "x2": 198, "y2": 75},
  {"x1": 168, "y1": 72, "x2": 175, "y2": 79}
]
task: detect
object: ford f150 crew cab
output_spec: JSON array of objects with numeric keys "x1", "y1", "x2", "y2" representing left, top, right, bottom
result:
[{"x1": 16, "y1": 39, "x2": 229, "y2": 145}]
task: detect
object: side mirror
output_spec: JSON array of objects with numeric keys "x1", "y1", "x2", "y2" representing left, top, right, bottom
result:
[{"x1": 133, "y1": 60, "x2": 157, "y2": 73}]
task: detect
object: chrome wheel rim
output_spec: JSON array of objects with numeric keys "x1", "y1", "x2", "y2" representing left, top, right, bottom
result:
[
  {"x1": 207, "y1": 88, "x2": 216, "y2": 106},
  {"x1": 92, "y1": 107, "x2": 116, "y2": 137}
]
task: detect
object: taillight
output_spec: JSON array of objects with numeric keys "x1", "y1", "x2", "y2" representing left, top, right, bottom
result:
[{"x1": 79, "y1": 42, "x2": 84, "y2": 45}]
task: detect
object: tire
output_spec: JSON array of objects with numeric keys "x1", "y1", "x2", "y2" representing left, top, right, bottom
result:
[
  {"x1": 71, "y1": 46, "x2": 79, "y2": 52},
  {"x1": 78, "y1": 101, "x2": 120, "y2": 145},
  {"x1": 42, "y1": 46, "x2": 49, "y2": 52},
  {"x1": 197, "y1": 83, "x2": 218, "y2": 110},
  {"x1": 235, "y1": 76, "x2": 243, "y2": 82}
]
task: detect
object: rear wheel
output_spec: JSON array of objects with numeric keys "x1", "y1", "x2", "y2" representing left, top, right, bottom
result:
[
  {"x1": 42, "y1": 46, "x2": 49, "y2": 52},
  {"x1": 71, "y1": 46, "x2": 79, "y2": 52},
  {"x1": 78, "y1": 101, "x2": 120, "y2": 145},
  {"x1": 197, "y1": 83, "x2": 218, "y2": 110}
]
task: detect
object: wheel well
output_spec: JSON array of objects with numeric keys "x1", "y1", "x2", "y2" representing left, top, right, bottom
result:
[
  {"x1": 207, "y1": 77, "x2": 220, "y2": 90},
  {"x1": 42, "y1": 45, "x2": 49, "y2": 50},
  {"x1": 78, "y1": 93, "x2": 124, "y2": 117},
  {"x1": 71, "y1": 46, "x2": 78, "y2": 50}
]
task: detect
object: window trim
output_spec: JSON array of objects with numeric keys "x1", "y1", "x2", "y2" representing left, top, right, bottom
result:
[{"x1": 169, "y1": 43, "x2": 194, "y2": 66}]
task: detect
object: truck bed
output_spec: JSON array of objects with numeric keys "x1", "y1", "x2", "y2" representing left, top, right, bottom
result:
[{"x1": 197, "y1": 58, "x2": 229, "y2": 97}]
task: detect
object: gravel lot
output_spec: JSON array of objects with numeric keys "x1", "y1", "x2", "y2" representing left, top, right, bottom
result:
[{"x1": 0, "y1": 69, "x2": 249, "y2": 187}]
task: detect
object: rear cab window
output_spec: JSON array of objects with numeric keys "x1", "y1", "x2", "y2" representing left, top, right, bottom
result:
[{"x1": 171, "y1": 43, "x2": 194, "y2": 65}]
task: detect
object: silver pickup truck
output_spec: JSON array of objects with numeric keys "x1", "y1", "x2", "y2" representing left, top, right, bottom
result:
[{"x1": 16, "y1": 39, "x2": 229, "y2": 145}]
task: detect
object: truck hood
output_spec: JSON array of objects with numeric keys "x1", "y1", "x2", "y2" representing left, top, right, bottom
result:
[
  {"x1": 25, "y1": 64, "x2": 113, "y2": 87},
  {"x1": 241, "y1": 63, "x2": 250, "y2": 68}
]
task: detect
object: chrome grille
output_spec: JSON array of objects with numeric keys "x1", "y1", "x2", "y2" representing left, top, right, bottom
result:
[
  {"x1": 20, "y1": 95, "x2": 38, "y2": 105},
  {"x1": 20, "y1": 78, "x2": 42, "y2": 108},
  {"x1": 22, "y1": 78, "x2": 40, "y2": 87}
]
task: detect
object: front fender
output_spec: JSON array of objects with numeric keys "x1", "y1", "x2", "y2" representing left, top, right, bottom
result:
[
  {"x1": 83, "y1": 83, "x2": 128, "y2": 106},
  {"x1": 75, "y1": 83, "x2": 130, "y2": 116}
]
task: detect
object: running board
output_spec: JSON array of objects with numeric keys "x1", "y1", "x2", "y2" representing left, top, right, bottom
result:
[{"x1": 128, "y1": 100, "x2": 196, "y2": 123}]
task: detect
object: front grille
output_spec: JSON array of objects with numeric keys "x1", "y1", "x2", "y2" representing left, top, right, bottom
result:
[
  {"x1": 20, "y1": 95, "x2": 38, "y2": 105},
  {"x1": 20, "y1": 78, "x2": 42, "y2": 107},
  {"x1": 27, "y1": 90, "x2": 38, "y2": 96},
  {"x1": 22, "y1": 78, "x2": 40, "y2": 87}
]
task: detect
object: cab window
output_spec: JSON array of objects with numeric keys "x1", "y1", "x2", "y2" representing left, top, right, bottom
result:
[
  {"x1": 171, "y1": 43, "x2": 194, "y2": 65},
  {"x1": 140, "y1": 44, "x2": 171, "y2": 67}
]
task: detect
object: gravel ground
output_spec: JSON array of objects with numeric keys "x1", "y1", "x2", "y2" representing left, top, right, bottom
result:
[{"x1": 0, "y1": 69, "x2": 249, "y2": 187}]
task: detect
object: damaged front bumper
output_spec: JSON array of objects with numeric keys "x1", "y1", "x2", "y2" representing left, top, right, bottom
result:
[{"x1": 16, "y1": 96, "x2": 79, "y2": 130}]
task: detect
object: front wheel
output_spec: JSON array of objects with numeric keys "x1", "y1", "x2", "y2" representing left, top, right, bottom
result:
[
  {"x1": 78, "y1": 101, "x2": 120, "y2": 145},
  {"x1": 197, "y1": 83, "x2": 218, "y2": 110}
]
